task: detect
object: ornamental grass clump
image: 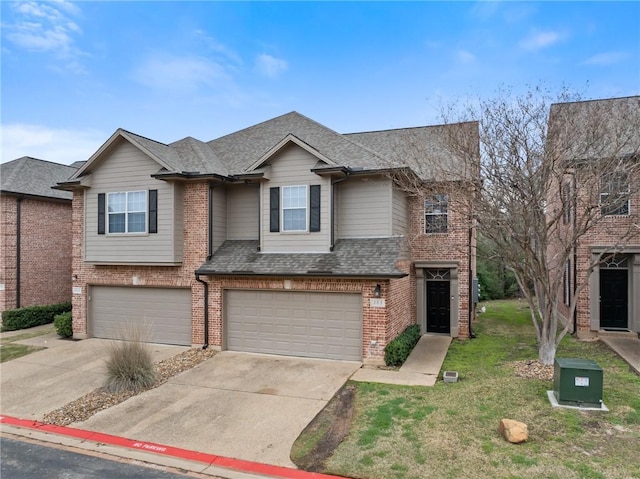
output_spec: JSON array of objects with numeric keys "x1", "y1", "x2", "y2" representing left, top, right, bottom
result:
[{"x1": 104, "y1": 323, "x2": 156, "y2": 393}]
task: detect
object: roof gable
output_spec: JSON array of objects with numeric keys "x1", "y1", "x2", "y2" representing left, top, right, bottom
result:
[
  {"x1": 209, "y1": 111, "x2": 384, "y2": 174},
  {"x1": 70, "y1": 129, "x2": 181, "y2": 181},
  {"x1": 244, "y1": 134, "x2": 338, "y2": 172}
]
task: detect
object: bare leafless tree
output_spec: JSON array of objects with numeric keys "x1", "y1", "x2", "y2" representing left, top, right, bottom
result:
[{"x1": 391, "y1": 87, "x2": 640, "y2": 365}]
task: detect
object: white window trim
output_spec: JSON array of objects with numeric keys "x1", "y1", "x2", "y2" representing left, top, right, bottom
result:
[
  {"x1": 600, "y1": 172, "x2": 630, "y2": 216},
  {"x1": 107, "y1": 190, "x2": 147, "y2": 235},
  {"x1": 424, "y1": 194, "x2": 448, "y2": 234},
  {"x1": 282, "y1": 185, "x2": 308, "y2": 232}
]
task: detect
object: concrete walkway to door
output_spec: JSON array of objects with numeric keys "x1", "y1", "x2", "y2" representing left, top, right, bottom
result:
[
  {"x1": 600, "y1": 334, "x2": 640, "y2": 375},
  {"x1": 351, "y1": 335, "x2": 451, "y2": 386}
]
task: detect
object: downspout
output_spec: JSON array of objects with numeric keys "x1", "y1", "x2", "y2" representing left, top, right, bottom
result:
[
  {"x1": 195, "y1": 274, "x2": 209, "y2": 349},
  {"x1": 330, "y1": 171, "x2": 350, "y2": 251},
  {"x1": 16, "y1": 196, "x2": 23, "y2": 309}
]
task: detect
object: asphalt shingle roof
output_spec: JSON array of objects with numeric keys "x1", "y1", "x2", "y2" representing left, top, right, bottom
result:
[
  {"x1": 196, "y1": 237, "x2": 408, "y2": 278},
  {"x1": 208, "y1": 111, "x2": 386, "y2": 174},
  {"x1": 68, "y1": 111, "x2": 474, "y2": 183},
  {"x1": 1, "y1": 157, "x2": 78, "y2": 200},
  {"x1": 549, "y1": 96, "x2": 640, "y2": 161}
]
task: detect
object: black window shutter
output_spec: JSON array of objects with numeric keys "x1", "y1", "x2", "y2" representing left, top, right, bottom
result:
[
  {"x1": 310, "y1": 184, "x2": 321, "y2": 232},
  {"x1": 97, "y1": 193, "x2": 105, "y2": 235},
  {"x1": 148, "y1": 189, "x2": 158, "y2": 234},
  {"x1": 270, "y1": 187, "x2": 280, "y2": 232}
]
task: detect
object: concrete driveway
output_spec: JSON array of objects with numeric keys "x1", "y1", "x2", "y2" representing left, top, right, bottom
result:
[
  {"x1": 77, "y1": 351, "x2": 360, "y2": 468},
  {"x1": 0, "y1": 334, "x2": 187, "y2": 420}
]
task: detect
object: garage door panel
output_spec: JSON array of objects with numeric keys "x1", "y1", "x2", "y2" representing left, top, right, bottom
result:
[
  {"x1": 90, "y1": 287, "x2": 191, "y2": 346},
  {"x1": 226, "y1": 290, "x2": 362, "y2": 361}
]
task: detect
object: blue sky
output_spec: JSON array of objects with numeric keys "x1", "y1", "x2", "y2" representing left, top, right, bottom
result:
[{"x1": 1, "y1": 1, "x2": 639, "y2": 165}]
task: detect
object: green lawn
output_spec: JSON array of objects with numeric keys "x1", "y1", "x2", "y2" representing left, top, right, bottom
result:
[
  {"x1": 296, "y1": 300, "x2": 640, "y2": 479},
  {"x1": 0, "y1": 326, "x2": 54, "y2": 362}
]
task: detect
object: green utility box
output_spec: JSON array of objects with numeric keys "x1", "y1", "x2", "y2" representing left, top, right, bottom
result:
[{"x1": 553, "y1": 358, "x2": 603, "y2": 408}]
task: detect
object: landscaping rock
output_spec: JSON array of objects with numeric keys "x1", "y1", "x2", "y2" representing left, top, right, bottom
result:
[{"x1": 499, "y1": 418, "x2": 528, "y2": 443}]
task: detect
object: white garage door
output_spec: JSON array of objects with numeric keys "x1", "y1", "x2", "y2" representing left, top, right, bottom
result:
[
  {"x1": 225, "y1": 290, "x2": 362, "y2": 361},
  {"x1": 90, "y1": 286, "x2": 191, "y2": 346}
]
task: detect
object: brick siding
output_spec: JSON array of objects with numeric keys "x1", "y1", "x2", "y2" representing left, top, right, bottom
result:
[
  {"x1": 0, "y1": 194, "x2": 72, "y2": 313},
  {"x1": 72, "y1": 180, "x2": 475, "y2": 358},
  {"x1": 407, "y1": 192, "x2": 474, "y2": 338}
]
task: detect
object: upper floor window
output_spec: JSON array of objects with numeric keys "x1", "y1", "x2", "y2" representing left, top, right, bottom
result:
[
  {"x1": 108, "y1": 191, "x2": 147, "y2": 233},
  {"x1": 425, "y1": 194, "x2": 448, "y2": 233},
  {"x1": 282, "y1": 185, "x2": 307, "y2": 231},
  {"x1": 600, "y1": 171, "x2": 630, "y2": 216}
]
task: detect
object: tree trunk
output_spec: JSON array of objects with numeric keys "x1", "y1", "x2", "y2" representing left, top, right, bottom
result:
[{"x1": 538, "y1": 340, "x2": 557, "y2": 366}]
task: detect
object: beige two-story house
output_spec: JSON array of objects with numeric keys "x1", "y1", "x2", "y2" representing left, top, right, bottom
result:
[{"x1": 57, "y1": 112, "x2": 478, "y2": 363}]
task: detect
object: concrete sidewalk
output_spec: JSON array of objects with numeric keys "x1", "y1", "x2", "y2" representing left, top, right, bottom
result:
[
  {"x1": 599, "y1": 334, "x2": 640, "y2": 375},
  {"x1": 351, "y1": 335, "x2": 451, "y2": 386}
]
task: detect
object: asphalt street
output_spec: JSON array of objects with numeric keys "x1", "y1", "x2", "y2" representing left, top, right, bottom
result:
[{"x1": 0, "y1": 436, "x2": 214, "y2": 479}]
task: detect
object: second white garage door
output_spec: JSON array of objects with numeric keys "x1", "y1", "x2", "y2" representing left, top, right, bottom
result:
[
  {"x1": 90, "y1": 286, "x2": 192, "y2": 346},
  {"x1": 225, "y1": 290, "x2": 362, "y2": 361}
]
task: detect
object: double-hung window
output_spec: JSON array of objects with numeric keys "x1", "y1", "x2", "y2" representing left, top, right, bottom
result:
[
  {"x1": 600, "y1": 171, "x2": 630, "y2": 216},
  {"x1": 107, "y1": 191, "x2": 147, "y2": 234},
  {"x1": 424, "y1": 194, "x2": 448, "y2": 233},
  {"x1": 282, "y1": 185, "x2": 307, "y2": 231}
]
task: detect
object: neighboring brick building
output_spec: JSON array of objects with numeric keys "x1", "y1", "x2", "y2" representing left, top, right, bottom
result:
[
  {"x1": 549, "y1": 96, "x2": 640, "y2": 337},
  {"x1": 58, "y1": 112, "x2": 478, "y2": 363},
  {"x1": 0, "y1": 157, "x2": 80, "y2": 313}
]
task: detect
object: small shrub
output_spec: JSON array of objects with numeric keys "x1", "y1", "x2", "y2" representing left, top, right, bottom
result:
[
  {"x1": 104, "y1": 340, "x2": 156, "y2": 393},
  {"x1": 54, "y1": 312, "x2": 73, "y2": 338},
  {"x1": 384, "y1": 324, "x2": 422, "y2": 367},
  {"x1": 1, "y1": 302, "x2": 72, "y2": 332}
]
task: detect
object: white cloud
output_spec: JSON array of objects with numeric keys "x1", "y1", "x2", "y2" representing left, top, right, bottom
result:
[
  {"x1": 193, "y1": 30, "x2": 243, "y2": 66},
  {"x1": 255, "y1": 54, "x2": 288, "y2": 78},
  {"x1": 519, "y1": 30, "x2": 564, "y2": 51},
  {"x1": 3, "y1": 1, "x2": 85, "y2": 72},
  {"x1": 583, "y1": 51, "x2": 628, "y2": 66},
  {"x1": 133, "y1": 55, "x2": 231, "y2": 91},
  {"x1": 0, "y1": 124, "x2": 106, "y2": 165},
  {"x1": 457, "y1": 49, "x2": 476, "y2": 63}
]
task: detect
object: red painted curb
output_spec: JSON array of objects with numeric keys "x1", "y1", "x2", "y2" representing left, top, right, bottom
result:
[{"x1": 0, "y1": 415, "x2": 346, "y2": 479}]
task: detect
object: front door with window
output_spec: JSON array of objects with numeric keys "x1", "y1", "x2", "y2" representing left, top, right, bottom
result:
[
  {"x1": 600, "y1": 269, "x2": 628, "y2": 329},
  {"x1": 426, "y1": 281, "x2": 450, "y2": 333}
]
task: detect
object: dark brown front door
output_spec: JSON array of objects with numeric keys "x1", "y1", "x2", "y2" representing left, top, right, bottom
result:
[
  {"x1": 600, "y1": 269, "x2": 628, "y2": 329},
  {"x1": 427, "y1": 281, "x2": 450, "y2": 334}
]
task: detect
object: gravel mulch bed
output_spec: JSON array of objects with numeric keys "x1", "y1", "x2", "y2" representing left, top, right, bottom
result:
[
  {"x1": 43, "y1": 347, "x2": 218, "y2": 426},
  {"x1": 512, "y1": 359, "x2": 554, "y2": 380}
]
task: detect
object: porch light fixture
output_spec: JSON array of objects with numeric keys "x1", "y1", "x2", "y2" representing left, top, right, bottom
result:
[{"x1": 374, "y1": 284, "x2": 381, "y2": 298}]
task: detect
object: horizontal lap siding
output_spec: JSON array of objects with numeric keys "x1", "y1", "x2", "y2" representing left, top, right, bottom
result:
[
  {"x1": 261, "y1": 145, "x2": 330, "y2": 252},
  {"x1": 90, "y1": 286, "x2": 191, "y2": 345},
  {"x1": 84, "y1": 140, "x2": 182, "y2": 264},
  {"x1": 337, "y1": 177, "x2": 392, "y2": 238},
  {"x1": 225, "y1": 290, "x2": 362, "y2": 361},
  {"x1": 227, "y1": 185, "x2": 258, "y2": 240},
  {"x1": 392, "y1": 186, "x2": 408, "y2": 235},
  {"x1": 212, "y1": 187, "x2": 227, "y2": 251}
]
